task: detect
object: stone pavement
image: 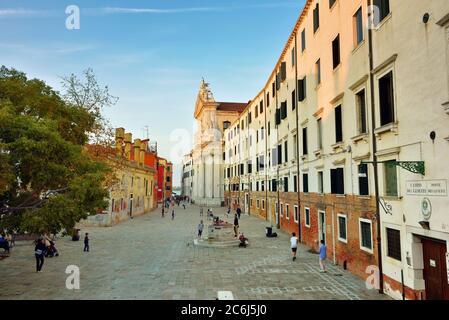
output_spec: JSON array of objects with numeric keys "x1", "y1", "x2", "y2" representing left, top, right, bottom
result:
[{"x1": 0, "y1": 204, "x2": 389, "y2": 300}]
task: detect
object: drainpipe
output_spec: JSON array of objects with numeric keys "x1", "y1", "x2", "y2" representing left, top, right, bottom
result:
[
  {"x1": 264, "y1": 89, "x2": 269, "y2": 221},
  {"x1": 368, "y1": 0, "x2": 384, "y2": 294},
  {"x1": 332, "y1": 206, "x2": 336, "y2": 265},
  {"x1": 294, "y1": 33, "x2": 302, "y2": 243}
]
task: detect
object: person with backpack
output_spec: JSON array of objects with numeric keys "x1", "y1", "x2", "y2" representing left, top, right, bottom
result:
[{"x1": 34, "y1": 238, "x2": 47, "y2": 272}]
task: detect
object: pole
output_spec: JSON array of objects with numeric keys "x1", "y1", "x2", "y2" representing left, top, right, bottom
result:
[
  {"x1": 294, "y1": 32, "x2": 302, "y2": 243},
  {"x1": 368, "y1": 0, "x2": 384, "y2": 294}
]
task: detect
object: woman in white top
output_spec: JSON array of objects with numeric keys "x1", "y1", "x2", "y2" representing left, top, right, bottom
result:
[{"x1": 290, "y1": 232, "x2": 298, "y2": 261}]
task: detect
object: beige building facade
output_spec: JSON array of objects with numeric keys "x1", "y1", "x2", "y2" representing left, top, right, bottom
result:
[{"x1": 220, "y1": 0, "x2": 449, "y2": 300}]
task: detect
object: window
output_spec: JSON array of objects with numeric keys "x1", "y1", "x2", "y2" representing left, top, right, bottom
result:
[
  {"x1": 332, "y1": 34, "x2": 341, "y2": 69},
  {"x1": 301, "y1": 29, "x2": 306, "y2": 52},
  {"x1": 284, "y1": 140, "x2": 288, "y2": 163},
  {"x1": 356, "y1": 89, "x2": 367, "y2": 134},
  {"x1": 241, "y1": 120, "x2": 244, "y2": 130},
  {"x1": 384, "y1": 160, "x2": 398, "y2": 196},
  {"x1": 316, "y1": 59, "x2": 321, "y2": 85},
  {"x1": 292, "y1": 90, "x2": 296, "y2": 110},
  {"x1": 313, "y1": 3, "x2": 320, "y2": 33},
  {"x1": 317, "y1": 118, "x2": 323, "y2": 149},
  {"x1": 359, "y1": 219, "x2": 373, "y2": 252},
  {"x1": 286, "y1": 204, "x2": 290, "y2": 219},
  {"x1": 335, "y1": 105, "x2": 343, "y2": 143},
  {"x1": 294, "y1": 206, "x2": 299, "y2": 223},
  {"x1": 284, "y1": 177, "x2": 289, "y2": 192},
  {"x1": 305, "y1": 207, "x2": 310, "y2": 227},
  {"x1": 303, "y1": 173, "x2": 309, "y2": 193},
  {"x1": 291, "y1": 47, "x2": 295, "y2": 67},
  {"x1": 281, "y1": 101, "x2": 287, "y2": 120},
  {"x1": 379, "y1": 71, "x2": 395, "y2": 126},
  {"x1": 223, "y1": 121, "x2": 231, "y2": 129},
  {"x1": 272, "y1": 82, "x2": 275, "y2": 97},
  {"x1": 354, "y1": 7, "x2": 364, "y2": 45},
  {"x1": 298, "y1": 77, "x2": 307, "y2": 101},
  {"x1": 272, "y1": 178, "x2": 277, "y2": 192},
  {"x1": 261, "y1": 127, "x2": 264, "y2": 140},
  {"x1": 255, "y1": 106, "x2": 258, "y2": 118},
  {"x1": 293, "y1": 175, "x2": 298, "y2": 192},
  {"x1": 248, "y1": 112, "x2": 252, "y2": 124},
  {"x1": 277, "y1": 144, "x2": 282, "y2": 165},
  {"x1": 268, "y1": 122, "x2": 271, "y2": 136},
  {"x1": 318, "y1": 171, "x2": 324, "y2": 194},
  {"x1": 386, "y1": 228, "x2": 401, "y2": 261},
  {"x1": 275, "y1": 108, "x2": 281, "y2": 125},
  {"x1": 280, "y1": 203, "x2": 284, "y2": 216},
  {"x1": 374, "y1": 0, "x2": 390, "y2": 24},
  {"x1": 247, "y1": 161, "x2": 252, "y2": 174},
  {"x1": 358, "y1": 164, "x2": 369, "y2": 196},
  {"x1": 329, "y1": 0, "x2": 336, "y2": 9},
  {"x1": 302, "y1": 127, "x2": 308, "y2": 155},
  {"x1": 280, "y1": 62, "x2": 287, "y2": 82},
  {"x1": 338, "y1": 214, "x2": 347, "y2": 243},
  {"x1": 257, "y1": 199, "x2": 260, "y2": 209},
  {"x1": 331, "y1": 168, "x2": 345, "y2": 195}
]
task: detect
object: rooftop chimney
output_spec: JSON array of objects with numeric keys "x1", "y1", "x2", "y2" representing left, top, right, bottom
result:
[
  {"x1": 124, "y1": 133, "x2": 132, "y2": 160},
  {"x1": 134, "y1": 139, "x2": 141, "y2": 165},
  {"x1": 115, "y1": 128, "x2": 125, "y2": 157}
]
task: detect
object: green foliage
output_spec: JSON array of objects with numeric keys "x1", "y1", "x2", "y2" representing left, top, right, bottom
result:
[{"x1": 0, "y1": 66, "x2": 112, "y2": 235}]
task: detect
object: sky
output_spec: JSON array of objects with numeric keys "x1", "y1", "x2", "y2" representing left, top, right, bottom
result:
[{"x1": 0, "y1": 0, "x2": 306, "y2": 186}]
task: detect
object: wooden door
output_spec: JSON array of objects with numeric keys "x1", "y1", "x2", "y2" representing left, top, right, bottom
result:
[{"x1": 422, "y1": 238, "x2": 449, "y2": 300}]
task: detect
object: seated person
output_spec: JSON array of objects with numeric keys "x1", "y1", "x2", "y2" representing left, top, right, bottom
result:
[{"x1": 0, "y1": 234, "x2": 10, "y2": 253}]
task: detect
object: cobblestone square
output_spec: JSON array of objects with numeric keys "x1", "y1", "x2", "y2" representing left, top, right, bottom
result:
[{"x1": 0, "y1": 205, "x2": 389, "y2": 300}]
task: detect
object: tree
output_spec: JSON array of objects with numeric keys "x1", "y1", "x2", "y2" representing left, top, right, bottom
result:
[{"x1": 0, "y1": 66, "x2": 111, "y2": 235}]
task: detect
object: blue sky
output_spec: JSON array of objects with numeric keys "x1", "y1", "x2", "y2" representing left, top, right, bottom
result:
[{"x1": 0, "y1": 0, "x2": 305, "y2": 185}]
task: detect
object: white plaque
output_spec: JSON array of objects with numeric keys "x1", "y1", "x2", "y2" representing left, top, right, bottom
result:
[{"x1": 406, "y1": 180, "x2": 447, "y2": 196}]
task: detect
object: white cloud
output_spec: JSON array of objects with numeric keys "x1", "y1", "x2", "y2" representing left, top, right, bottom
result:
[{"x1": 0, "y1": 8, "x2": 51, "y2": 18}]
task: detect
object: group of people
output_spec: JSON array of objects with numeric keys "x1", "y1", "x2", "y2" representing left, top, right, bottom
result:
[
  {"x1": 290, "y1": 232, "x2": 327, "y2": 272},
  {"x1": 34, "y1": 232, "x2": 90, "y2": 273}
]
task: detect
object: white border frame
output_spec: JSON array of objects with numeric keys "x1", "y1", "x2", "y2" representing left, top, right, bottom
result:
[{"x1": 294, "y1": 205, "x2": 299, "y2": 223}]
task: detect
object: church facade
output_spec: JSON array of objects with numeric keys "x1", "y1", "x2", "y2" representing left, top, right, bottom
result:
[{"x1": 189, "y1": 80, "x2": 246, "y2": 207}]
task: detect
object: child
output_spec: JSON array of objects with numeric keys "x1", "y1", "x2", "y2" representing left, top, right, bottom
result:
[
  {"x1": 84, "y1": 233, "x2": 90, "y2": 252},
  {"x1": 319, "y1": 240, "x2": 327, "y2": 272}
]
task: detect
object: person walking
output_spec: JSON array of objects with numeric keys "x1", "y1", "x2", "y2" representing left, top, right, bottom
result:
[
  {"x1": 197, "y1": 220, "x2": 204, "y2": 239},
  {"x1": 233, "y1": 214, "x2": 239, "y2": 238},
  {"x1": 319, "y1": 240, "x2": 327, "y2": 272},
  {"x1": 236, "y1": 206, "x2": 242, "y2": 219},
  {"x1": 290, "y1": 232, "x2": 299, "y2": 261},
  {"x1": 34, "y1": 238, "x2": 46, "y2": 272},
  {"x1": 171, "y1": 208, "x2": 175, "y2": 220},
  {"x1": 83, "y1": 233, "x2": 90, "y2": 252},
  {"x1": 226, "y1": 206, "x2": 231, "y2": 218}
]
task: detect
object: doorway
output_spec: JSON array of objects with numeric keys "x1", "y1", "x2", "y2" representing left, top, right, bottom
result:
[
  {"x1": 245, "y1": 193, "x2": 249, "y2": 214},
  {"x1": 422, "y1": 238, "x2": 449, "y2": 300},
  {"x1": 318, "y1": 210, "x2": 326, "y2": 245}
]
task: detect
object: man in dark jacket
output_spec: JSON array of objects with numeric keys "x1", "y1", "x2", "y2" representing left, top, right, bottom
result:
[
  {"x1": 84, "y1": 233, "x2": 90, "y2": 252},
  {"x1": 236, "y1": 207, "x2": 242, "y2": 219},
  {"x1": 34, "y1": 238, "x2": 46, "y2": 272},
  {"x1": 233, "y1": 214, "x2": 239, "y2": 238}
]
